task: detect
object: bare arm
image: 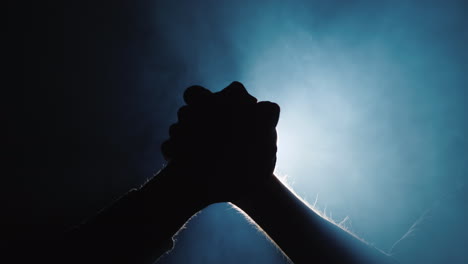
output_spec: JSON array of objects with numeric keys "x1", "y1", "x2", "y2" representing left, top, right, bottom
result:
[
  {"x1": 235, "y1": 175, "x2": 399, "y2": 264},
  {"x1": 58, "y1": 164, "x2": 208, "y2": 264}
]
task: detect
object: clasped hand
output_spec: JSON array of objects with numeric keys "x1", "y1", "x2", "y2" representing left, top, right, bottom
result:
[{"x1": 161, "y1": 81, "x2": 280, "y2": 204}]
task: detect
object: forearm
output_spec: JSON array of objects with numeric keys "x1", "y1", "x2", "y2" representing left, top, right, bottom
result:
[
  {"x1": 60, "y1": 163, "x2": 207, "y2": 264},
  {"x1": 236, "y1": 175, "x2": 397, "y2": 264}
]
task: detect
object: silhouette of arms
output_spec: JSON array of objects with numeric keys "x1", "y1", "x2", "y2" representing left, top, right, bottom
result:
[{"x1": 57, "y1": 82, "x2": 398, "y2": 264}]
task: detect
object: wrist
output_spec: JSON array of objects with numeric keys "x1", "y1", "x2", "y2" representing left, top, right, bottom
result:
[
  {"x1": 233, "y1": 174, "x2": 280, "y2": 212},
  {"x1": 138, "y1": 162, "x2": 210, "y2": 213}
]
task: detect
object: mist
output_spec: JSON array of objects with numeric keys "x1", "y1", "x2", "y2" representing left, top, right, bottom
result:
[
  {"x1": 145, "y1": 1, "x2": 467, "y2": 263},
  {"x1": 18, "y1": 0, "x2": 467, "y2": 263}
]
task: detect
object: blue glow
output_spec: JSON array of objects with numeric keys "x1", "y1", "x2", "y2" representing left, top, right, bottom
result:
[{"x1": 153, "y1": 1, "x2": 468, "y2": 263}]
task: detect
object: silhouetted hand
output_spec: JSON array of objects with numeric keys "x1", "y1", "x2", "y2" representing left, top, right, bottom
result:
[{"x1": 161, "y1": 81, "x2": 280, "y2": 204}]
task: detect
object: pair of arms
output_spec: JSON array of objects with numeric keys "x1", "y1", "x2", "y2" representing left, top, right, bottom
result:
[{"x1": 60, "y1": 82, "x2": 397, "y2": 264}]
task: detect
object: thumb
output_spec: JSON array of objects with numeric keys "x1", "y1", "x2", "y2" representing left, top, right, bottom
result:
[{"x1": 255, "y1": 101, "x2": 280, "y2": 129}]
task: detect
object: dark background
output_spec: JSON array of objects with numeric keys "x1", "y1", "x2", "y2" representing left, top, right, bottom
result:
[{"x1": 13, "y1": 0, "x2": 468, "y2": 263}]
